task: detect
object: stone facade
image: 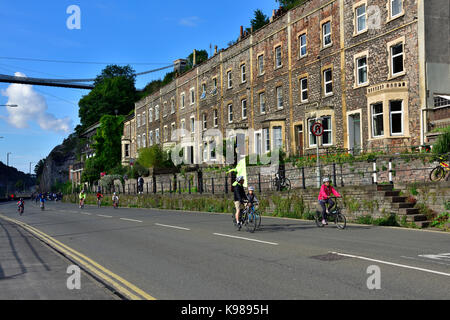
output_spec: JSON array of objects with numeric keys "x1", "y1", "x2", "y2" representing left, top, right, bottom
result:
[{"x1": 122, "y1": 0, "x2": 450, "y2": 165}]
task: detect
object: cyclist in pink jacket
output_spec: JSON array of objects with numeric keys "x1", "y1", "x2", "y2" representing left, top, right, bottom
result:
[{"x1": 318, "y1": 178, "x2": 341, "y2": 225}]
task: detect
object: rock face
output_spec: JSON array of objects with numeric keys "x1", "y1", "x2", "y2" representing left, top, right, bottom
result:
[
  {"x1": 39, "y1": 135, "x2": 78, "y2": 191},
  {"x1": 0, "y1": 161, "x2": 35, "y2": 196}
]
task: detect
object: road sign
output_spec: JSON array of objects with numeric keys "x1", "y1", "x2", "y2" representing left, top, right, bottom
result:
[{"x1": 312, "y1": 122, "x2": 324, "y2": 137}]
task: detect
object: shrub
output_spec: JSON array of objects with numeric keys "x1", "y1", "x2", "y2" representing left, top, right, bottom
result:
[
  {"x1": 430, "y1": 212, "x2": 449, "y2": 229},
  {"x1": 356, "y1": 215, "x2": 373, "y2": 225}
]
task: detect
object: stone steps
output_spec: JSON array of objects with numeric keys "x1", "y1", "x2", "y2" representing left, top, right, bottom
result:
[
  {"x1": 399, "y1": 208, "x2": 420, "y2": 215},
  {"x1": 377, "y1": 184, "x2": 394, "y2": 191},
  {"x1": 392, "y1": 202, "x2": 416, "y2": 209}
]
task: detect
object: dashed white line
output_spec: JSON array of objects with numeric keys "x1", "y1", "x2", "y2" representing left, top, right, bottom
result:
[
  {"x1": 97, "y1": 214, "x2": 113, "y2": 218},
  {"x1": 120, "y1": 218, "x2": 143, "y2": 223},
  {"x1": 213, "y1": 233, "x2": 279, "y2": 246},
  {"x1": 155, "y1": 223, "x2": 190, "y2": 231},
  {"x1": 330, "y1": 252, "x2": 450, "y2": 277},
  {"x1": 80, "y1": 212, "x2": 92, "y2": 216}
]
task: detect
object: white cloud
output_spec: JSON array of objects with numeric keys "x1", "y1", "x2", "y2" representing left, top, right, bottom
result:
[
  {"x1": 1, "y1": 72, "x2": 72, "y2": 134},
  {"x1": 179, "y1": 16, "x2": 200, "y2": 27}
]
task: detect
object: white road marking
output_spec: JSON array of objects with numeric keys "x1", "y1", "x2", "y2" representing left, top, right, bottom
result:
[
  {"x1": 120, "y1": 218, "x2": 143, "y2": 223},
  {"x1": 401, "y1": 256, "x2": 450, "y2": 267},
  {"x1": 97, "y1": 214, "x2": 113, "y2": 218},
  {"x1": 155, "y1": 223, "x2": 190, "y2": 231},
  {"x1": 331, "y1": 252, "x2": 450, "y2": 277},
  {"x1": 213, "y1": 233, "x2": 279, "y2": 246},
  {"x1": 80, "y1": 212, "x2": 92, "y2": 216},
  {"x1": 418, "y1": 253, "x2": 450, "y2": 262}
]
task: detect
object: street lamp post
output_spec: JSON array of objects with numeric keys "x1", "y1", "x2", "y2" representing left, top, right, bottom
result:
[
  {"x1": 0, "y1": 104, "x2": 18, "y2": 107},
  {"x1": 7, "y1": 152, "x2": 12, "y2": 166}
]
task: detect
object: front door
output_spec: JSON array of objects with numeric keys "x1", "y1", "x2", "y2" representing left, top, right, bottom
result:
[
  {"x1": 348, "y1": 114, "x2": 361, "y2": 154},
  {"x1": 295, "y1": 125, "x2": 303, "y2": 156}
]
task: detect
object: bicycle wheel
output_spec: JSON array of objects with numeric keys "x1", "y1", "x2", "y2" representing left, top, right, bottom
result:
[
  {"x1": 283, "y1": 178, "x2": 291, "y2": 191},
  {"x1": 430, "y1": 166, "x2": 445, "y2": 182},
  {"x1": 246, "y1": 211, "x2": 257, "y2": 233},
  {"x1": 255, "y1": 210, "x2": 262, "y2": 229},
  {"x1": 314, "y1": 211, "x2": 324, "y2": 227},
  {"x1": 335, "y1": 214, "x2": 346, "y2": 229}
]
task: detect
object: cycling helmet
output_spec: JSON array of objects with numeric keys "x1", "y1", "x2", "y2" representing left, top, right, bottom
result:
[
  {"x1": 323, "y1": 177, "x2": 330, "y2": 183},
  {"x1": 248, "y1": 186, "x2": 255, "y2": 191},
  {"x1": 237, "y1": 176, "x2": 244, "y2": 182}
]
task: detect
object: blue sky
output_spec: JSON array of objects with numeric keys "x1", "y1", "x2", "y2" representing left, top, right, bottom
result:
[{"x1": 0, "y1": 0, "x2": 278, "y2": 174}]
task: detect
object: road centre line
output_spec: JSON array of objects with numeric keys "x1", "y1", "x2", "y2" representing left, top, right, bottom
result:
[
  {"x1": 80, "y1": 212, "x2": 92, "y2": 215},
  {"x1": 213, "y1": 233, "x2": 279, "y2": 246},
  {"x1": 98, "y1": 214, "x2": 113, "y2": 218},
  {"x1": 331, "y1": 252, "x2": 450, "y2": 277},
  {"x1": 120, "y1": 218, "x2": 143, "y2": 223},
  {"x1": 155, "y1": 223, "x2": 190, "y2": 231}
]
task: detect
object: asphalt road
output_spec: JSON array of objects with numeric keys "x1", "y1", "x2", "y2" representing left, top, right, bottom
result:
[{"x1": 0, "y1": 200, "x2": 449, "y2": 300}]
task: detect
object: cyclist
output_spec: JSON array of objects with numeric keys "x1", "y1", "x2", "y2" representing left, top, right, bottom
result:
[
  {"x1": 318, "y1": 177, "x2": 341, "y2": 225},
  {"x1": 112, "y1": 192, "x2": 119, "y2": 208},
  {"x1": 17, "y1": 198, "x2": 25, "y2": 215},
  {"x1": 79, "y1": 190, "x2": 86, "y2": 209},
  {"x1": 233, "y1": 176, "x2": 248, "y2": 227},
  {"x1": 39, "y1": 194, "x2": 45, "y2": 210},
  {"x1": 96, "y1": 191, "x2": 103, "y2": 207},
  {"x1": 246, "y1": 186, "x2": 259, "y2": 209}
]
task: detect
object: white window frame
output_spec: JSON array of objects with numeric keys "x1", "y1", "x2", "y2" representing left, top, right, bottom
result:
[
  {"x1": 259, "y1": 92, "x2": 266, "y2": 114},
  {"x1": 202, "y1": 113, "x2": 207, "y2": 131},
  {"x1": 275, "y1": 46, "x2": 282, "y2": 68},
  {"x1": 263, "y1": 128, "x2": 270, "y2": 153},
  {"x1": 227, "y1": 71, "x2": 233, "y2": 89},
  {"x1": 171, "y1": 99, "x2": 175, "y2": 114},
  {"x1": 142, "y1": 112, "x2": 146, "y2": 126},
  {"x1": 155, "y1": 129, "x2": 160, "y2": 144},
  {"x1": 149, "y1": 131, "x2": 153, "y2": 146},
  {"x1": 209, "y1": 140, "x2": 216, "y2": 160},
  {"x1": 149, "y1": 108, "x2": 153, "y2": 123},
  {"x1": 356, "y1": 56, "x2": 368, "y2": 86},
  {"x1": 323, "y1": 69, "x2": 333, "y2": 96},
  {"x1": 308, "y1": 119, "x2": 317, "y2": 147},
  {"x1": 137, "y1": 134, "x2": 141, "y2": 149},
  {"x1": 142, "y1": 133, "x2": 146, "y2": 148},
  {"x1": 155, "y1": 105, "x2": 160, "y2": 120},
  {"x1": 390, "y1": 0, "x2": 403, "y2": 19},
  {"x1": 276, "y1": 86, "x2": 283, "y2": 109},
  {"x1": 390, "y1": 42, "x2": 404, "y2": 77},
  {"x1": 181, "y1": 119, "x2": 186, "y2": 137},
  {"x1": 170, "y1": 123, "x2": 176, "y2": 141},
  {"x1": 371, "y1": 103, "x2": 384, "y2": 138},
  {"x1": 258, "y1": 54, "x2": 264, "y2": 75},
  {"x1": 300, "y1": 77, "x2": 308, "y2": 102},
  {"x1": 228, "y1": 104, "x2": 233, "y2": 123},
  {"x1": 190, "y1": 88, "x2": 195, "y2": 105},
  {"x1": 137, "y1": 114, "x2": 141, "y2": 127},
  {"x1": 389, "y1": 100, "x2": 403, "y2": 136},
  {"x1": 241, "y1": 64, "x2": 246, "y2": 83},
  {"x1": 272, "y1": 126, "x2": 283, "y2": 150},
  {"x1": 213, "y1": 109, "x2": 218, "y2": 127},
  {"x1": 181, "y1": 93, "x2": 186, "y2": 109},
  {"x1": 241, "y1": 99, "x2": 247, "y2": 119},
  {"x1": 299, "y1": 33, "x2": 307, "y2": 57},
  {"x1": 355, "y1": 4, "x2": 367, "y2": 34},
  {"x1": 322, "y1": 21, "x2": 332, "y2": 48},
  {"x1": 190, "y1": 116, "x2": 195, "y2": 134},
  {"x1": 321, "y1": 116, "x2": 333, "y2": 146}
]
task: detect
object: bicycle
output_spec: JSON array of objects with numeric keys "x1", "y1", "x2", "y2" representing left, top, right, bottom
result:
[
  {"x1": 314, "y1": 196, "x2": 346, "y2": 229},
  {"x1": 430, "y1": 155, "x2": 450, "y2": 182},
  {"x1": 113, "y1": 198, "x2": 119, "y2": 209},
  {"x1": 18, "y1": 205, "x2": 24, "y2": 216},
  {"x1": 79, "y1": 198, "x2": 85, "y2": 209},
  {"x1": 97, "y1": 197, "x2": 102, "y2": 208},
  {"x1": 272, "y1": 173, "x2": 291, "y2": 191},
  {"x1": 233, "y1": 201, "x2": 260, "y2": 233}
]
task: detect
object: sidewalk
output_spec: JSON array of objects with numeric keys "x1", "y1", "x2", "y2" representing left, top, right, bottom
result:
[{"x1": 0, "y1": 218, "x2": 117, "y2": 300}]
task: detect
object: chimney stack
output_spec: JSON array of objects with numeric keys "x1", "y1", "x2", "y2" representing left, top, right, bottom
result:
[
  {"x1": 173, "y1": 59, "x2": 187, "y2": 74},
  {"x1": 240, "y1": 25, "x2": 243, "y2": 39},
  {"x1": 214, "y1": 45, "x2": 218, "y2": 55},
  {"x1": 193, "y1": 49, "x2": 197, "y2": 66}
]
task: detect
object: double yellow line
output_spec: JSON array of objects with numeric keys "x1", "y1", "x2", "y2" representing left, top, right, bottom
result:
[{"x1": 0, "y1": 214, "x2": 156, "y2": 300}]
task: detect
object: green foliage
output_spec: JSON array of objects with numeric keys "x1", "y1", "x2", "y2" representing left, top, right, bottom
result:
[
  {"x1": 14, "y1": 180, "x2": 24, "y2": 191},
  {"x1": 415, "y1": 203, "x2": 436, "y2": 221},
  {"x1": 276, "y1": 0, "x2": 308, "y2": 10},
  {"x1": 408, "y1": 183, "x2": 419, "y2": 196},
  {"x1": 78, "y1": 65, "x2": 137, "y2": 130},
  {"x1": 137, "y1": 145, "x2": 174, "y2": 169},
  {"x1": 356, "y1": 215, "x2": 374, "y2": 225},
  {"x1": 81, "y1": 157, "x2": 102, "y2": 184},
  {"x1": 92, "y1": 115, "x2": 125, "y2": 172},
  {"x1": 432, "y1": 126, "x2": 450, "y2": 155},
  {"x1": 246, "y1": 9, "x2": 269, "y2": 33},
  {"x1": 373, "y1": 213, "x2": 399, "y2": 226},
  {"x1": 430, "y1": 212, "x2": 450, "y2": 229},
  {"x1": 444, "y1": 201, "x2": 450, "y2": 211},
  {"x1": 34, "y1": 159, "x2": 45, "y2": 177},
  {"x1": 51, "y1": 181, "x2": 72, "y2": 194},
  {"x1": 183, "y1": 50, "x2": 209, "y2": 72}
]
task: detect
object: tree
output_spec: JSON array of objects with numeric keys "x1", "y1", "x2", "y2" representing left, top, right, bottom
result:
[
  {"x1": 432, "y1": 126, "x2": 450, "y2": 156},
  {"x1": 34, "y1": 159, "x2": 45, "y2": 177},
  {"x1": 246, "y1": 9, "x2": 269, "y2": 33},
  {"x1": 15, "y1": 180, "x2": 24, "y2": 192},
  {"x1": 137, "y1": 145, "x2": 174, "y2": 169},
  {"x1": 92, "y1": 115, "x2": 125, "y2": 173},
  {"x1": 184, "y1": 50, "x2": 209, "y2": 72},
  {"x1": 276, "y1": 0, "x2": 308, "y2": 10},
  {"x1": 81, "y1": 157, "x2": 102, "y2": 184},
  {"x1": 78, "y1": 65, "x2": 137, "y2": 130}
]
